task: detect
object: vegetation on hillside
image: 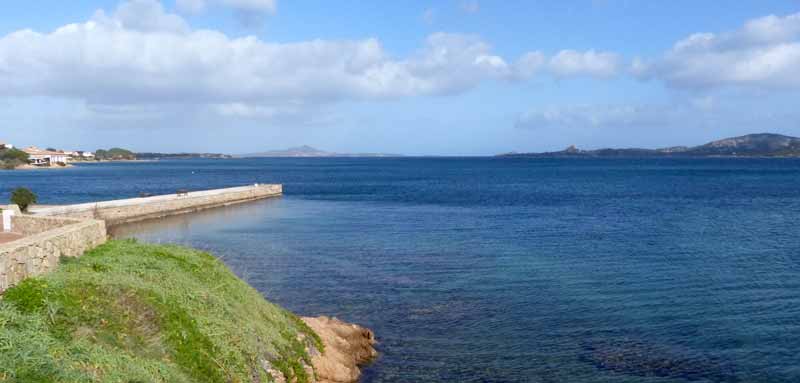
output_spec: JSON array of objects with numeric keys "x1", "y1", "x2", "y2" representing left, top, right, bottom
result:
[
  {"x1": 0, "y1": 148, "x2": 29, "y2": 169},
  {"x1": 0, "y1": 240, "x2": 322, "y2": 383},
  {"x1": 95, "y1": 148, "x2": 136, "y2": 161}
]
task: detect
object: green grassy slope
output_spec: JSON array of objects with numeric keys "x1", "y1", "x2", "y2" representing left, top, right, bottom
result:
[{"x1": 0, "y1": 240, "x2": 322, "y2": 383}]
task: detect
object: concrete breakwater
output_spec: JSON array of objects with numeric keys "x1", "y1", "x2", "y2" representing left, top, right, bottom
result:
[{"x1": 32, "y1": 184, "x2": 282, "y2": 227}]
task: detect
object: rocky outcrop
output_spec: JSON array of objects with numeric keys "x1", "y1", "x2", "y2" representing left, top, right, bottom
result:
[{"x1": 301, "y1": 316, "x2": 378, "y2": 383}]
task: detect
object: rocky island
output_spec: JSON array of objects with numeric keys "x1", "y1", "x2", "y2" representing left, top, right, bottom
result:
[{"x1": 499, "y1": 133, "x2": 800, "y2": 158}]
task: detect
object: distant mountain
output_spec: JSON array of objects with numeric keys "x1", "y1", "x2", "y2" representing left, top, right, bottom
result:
[
  {"x1": 498, "y1": 134, "x2": 800, "y2": 158},
  {"x1": 240, "y1": 145, "x2": 403, "y2": 158}
]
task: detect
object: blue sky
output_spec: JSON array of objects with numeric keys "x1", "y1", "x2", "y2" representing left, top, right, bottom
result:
[{"x1": 1, "y1": 0, "x2": 800, "y2": 155}]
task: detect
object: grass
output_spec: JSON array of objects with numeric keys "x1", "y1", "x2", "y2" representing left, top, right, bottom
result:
[{"x1": 0, "y1": 239, "x2": 323, "y2": 383}]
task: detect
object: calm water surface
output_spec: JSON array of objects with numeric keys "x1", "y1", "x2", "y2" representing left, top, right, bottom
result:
[{"x1": 3, "y1": 158, "x2": 800, "y2": 382}]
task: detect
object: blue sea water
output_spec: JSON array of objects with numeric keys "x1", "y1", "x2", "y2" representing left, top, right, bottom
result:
[{"x1": 2, "y1": 158, "x2": 800, "y2": 382}]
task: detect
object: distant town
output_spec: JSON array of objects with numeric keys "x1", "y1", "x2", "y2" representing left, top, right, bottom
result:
[
  {"x1": 0, "y1": 140, "x2": 138, "y2": 169},
  {"x1": 1, "y1": 141, "x2": 404, "y2": 170},
  {"x1": 0, "y1": 140, "x2": 237, "y2": 170}
]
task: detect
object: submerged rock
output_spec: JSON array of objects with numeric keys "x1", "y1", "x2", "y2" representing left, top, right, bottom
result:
[
  {"x1": 580, "y1": 337, "x2": 739, "y2": 382},
  {"x1": 301, "y1": 316, "x2": 378, "y2": 383}
]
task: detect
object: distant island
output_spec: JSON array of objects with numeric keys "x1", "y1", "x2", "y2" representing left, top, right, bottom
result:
[
  {"x1": 240, "y1": 145, "x2": 403, "y2": 158},
  {"x1": 499, "y1": 133, "x2": 800, "y2": 158}
]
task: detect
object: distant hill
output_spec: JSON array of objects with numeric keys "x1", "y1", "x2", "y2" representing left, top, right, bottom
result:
[
  {"x1": 240, "y1": 145, "x2": 403, "y2": 158},
  {"x1": 95, "y1": 148, "x2": 136, "y2": 160},
  {"x1": 499, "y1": 134, "x2": 800, "y2": 158}
]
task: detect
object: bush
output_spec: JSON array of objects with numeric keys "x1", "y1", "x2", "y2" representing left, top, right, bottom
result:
[{"x1": 10, "y1": 187, "x2": 37, "y2": 212}]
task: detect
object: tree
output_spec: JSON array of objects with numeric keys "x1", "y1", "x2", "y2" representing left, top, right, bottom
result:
[{"x1": 10, "y1": 188, "x2": 37, "y2": 212}]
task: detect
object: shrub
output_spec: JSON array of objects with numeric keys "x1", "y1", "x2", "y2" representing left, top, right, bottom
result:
[{"x1": 10, "y1": 187, "x2": 37, "y2": 212}]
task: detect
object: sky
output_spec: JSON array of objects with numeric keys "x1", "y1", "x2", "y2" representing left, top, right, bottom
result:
[{"x1": 1, "y1": 1, "x2": 800, "y2": 155}]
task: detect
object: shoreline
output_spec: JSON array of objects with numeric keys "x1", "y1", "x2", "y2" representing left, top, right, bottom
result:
[
  {"x1": 13, "y1": 163, "x2": 74, "y2": 170},
  {"x1": 0, "y1": 186, "x2": 378, "y2": 381}
]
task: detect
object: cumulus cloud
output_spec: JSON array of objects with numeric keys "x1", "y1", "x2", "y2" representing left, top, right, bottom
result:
[
  {"x1": 0, "y1": 0, "x2": 620, "y2": 122},
  {"x1": 548, "y1": 50, "x2": 620, "y2": 78},
  {"x1": 94, "y1": 0, "x2": 189, "y2": 33},
  {"x1": 637, "y1": 12, "x2": 800, "y2": 89},
  {"x1": 514, "y1": 52, "x2": 547, "y2": 78}
]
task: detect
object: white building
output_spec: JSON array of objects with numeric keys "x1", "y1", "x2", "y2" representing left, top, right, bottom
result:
[
  {"x1": 0, "y1": 141, "x2": 12, "y2": 150},
  {"x1": 23, "y1": 147, "x2": 70, "y2": 166}
]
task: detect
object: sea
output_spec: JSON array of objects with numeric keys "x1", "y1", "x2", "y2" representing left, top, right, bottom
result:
[{"x1": 2, "y1": 157, "x2": 800, "y2": 382}]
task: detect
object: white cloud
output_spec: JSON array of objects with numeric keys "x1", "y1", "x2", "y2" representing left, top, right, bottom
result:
[
  {"x1": 94, "y1": 0, "x2": 189, "y2": 33},
  {"x1": 548, "y1": 50, "x2": 620, "y2": 78},
  {"x1": 513, "y1": 52, "x2": 546, "y2": 78},
  {"x1": 638, "y1": 12, "x2": 800, "y2": 89},
  {"x1": 0, "y1": 0, "x2": 621, "y2": 122}
]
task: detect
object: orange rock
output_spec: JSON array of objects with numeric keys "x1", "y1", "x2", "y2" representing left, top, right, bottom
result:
[{"x1": 301, "y1": 316, "x2": 378, "y2": 383}]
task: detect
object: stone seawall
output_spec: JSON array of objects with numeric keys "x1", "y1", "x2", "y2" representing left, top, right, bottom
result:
[
  {"x1": 0, "y1": 216, "x2": 106, "y2": 292},
  {"x1": 33, "y1": 184, "x2": 282, "y2": 227},
  {"x1": 11, "y1": 215, "x2": 83, "y2": 236}
]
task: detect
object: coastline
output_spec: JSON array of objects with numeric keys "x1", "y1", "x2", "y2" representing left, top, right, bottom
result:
[
  {"x1": 0, "y1": 185, "x2": 378, "y2": 383},
  {"x1": 12, "y1": 163, "x2": 74, "y2": 170}
]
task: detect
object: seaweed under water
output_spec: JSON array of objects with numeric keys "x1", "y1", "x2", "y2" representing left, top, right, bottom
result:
[{"x1": 580, "y1": 337, "x2": 740, "y2": 382}]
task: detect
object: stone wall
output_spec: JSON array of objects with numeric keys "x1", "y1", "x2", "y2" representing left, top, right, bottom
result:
[
  {"x1": 0, "y1": 217, "x2": 106, "y2": 292},
  {"x1": 33, "y1": 184, "x2": 282, "y2": 227},
  {"x1": 11, "y1": 215, "x2": 79, "y2": 236},
  {"x1": 1, "y1": 185, "x2": 279, "y2": 293}
]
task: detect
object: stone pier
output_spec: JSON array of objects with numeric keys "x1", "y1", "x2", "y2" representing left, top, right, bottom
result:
[
  {"x1": 1, "y1": 184, "x2": 282, "y2": 293},
  {"x1": 31, "y1": 184, "x2": 282, "y2": 227}
]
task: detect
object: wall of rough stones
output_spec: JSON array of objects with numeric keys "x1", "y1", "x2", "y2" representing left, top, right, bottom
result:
[
  {"x1": 0, "y1": 185, "x2": 280, "y2": 293},
  {"x1": 11, "y1": 215, "x2": 81, "y2": 236},
  {"x1": 0, "y1": 217, "x2": 106, "y2": 293}
]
